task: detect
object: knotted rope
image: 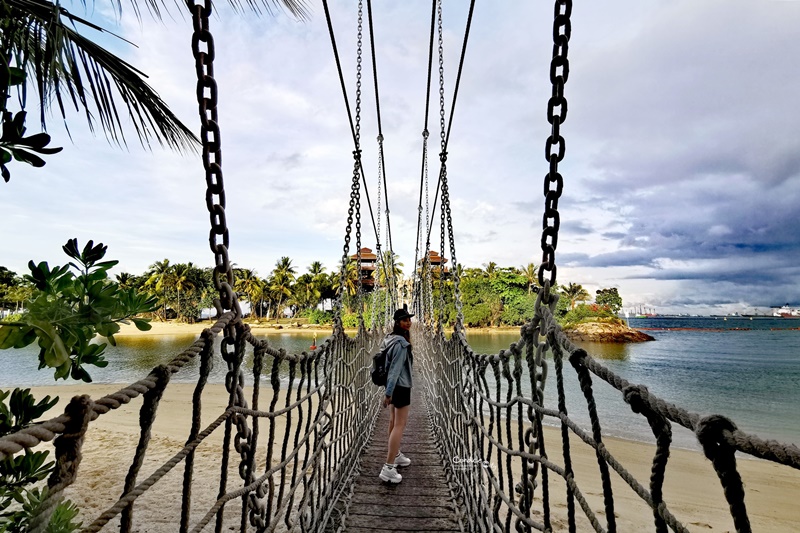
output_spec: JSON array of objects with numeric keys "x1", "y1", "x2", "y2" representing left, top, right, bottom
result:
[
  {"x1": 1, "y1": 312, "x2": 384, "y2": 532},
  {"x1": 416, "y1": 282, "x2": 800, "y2": 533}
]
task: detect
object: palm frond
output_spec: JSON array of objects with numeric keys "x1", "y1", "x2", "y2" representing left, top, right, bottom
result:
[{"x1": 4, "y1": 0, "x2": 199, "y2": 151}]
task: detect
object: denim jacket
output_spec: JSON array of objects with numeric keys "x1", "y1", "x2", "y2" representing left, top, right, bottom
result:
[{"x1": 380, "y1": 334, "x2": 412, "y2": 397}]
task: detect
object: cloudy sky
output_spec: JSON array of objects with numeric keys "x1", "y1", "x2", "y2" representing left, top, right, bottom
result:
[{"x1": 2, "y1": 0, "x2": 799, "y2": 315}]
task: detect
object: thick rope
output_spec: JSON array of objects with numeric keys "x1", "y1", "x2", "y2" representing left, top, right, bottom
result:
[
  {"x1": 4, "y1": 297, "x2": 799, "y2": 533},
  {"x1": 416, "y1": 286, "x2": 800, "y2": 533}
]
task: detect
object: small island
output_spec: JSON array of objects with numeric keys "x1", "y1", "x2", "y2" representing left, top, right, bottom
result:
[
  {"x1": 564, "y1": 319, "x2": 655, "y2": 343},
  {"x1": 557, "y1": 289, "x2": 655, "y2": 343}
]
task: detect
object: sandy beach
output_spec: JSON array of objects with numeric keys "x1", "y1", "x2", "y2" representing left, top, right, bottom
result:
[
  {"x1": 9, "y1": 320, "x2": 797, "y2": 531},
  {"x1": 115, "y1": 319, "x2": 340, "y2": 338},
  {"x1": 22, "y1": 380, "x2": 800, "y2": 532}
]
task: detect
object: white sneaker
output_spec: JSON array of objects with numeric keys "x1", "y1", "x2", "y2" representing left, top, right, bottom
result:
[
  {"x1": 395, "y1": 452, "x2": 411, "y2": 467},
  {"x1": 379, "y1": 463, "x2": 402, "y2": 484}
]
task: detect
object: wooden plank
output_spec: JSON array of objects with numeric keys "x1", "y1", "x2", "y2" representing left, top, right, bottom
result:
[
  {"x1": 348, "y1": 504, "x2": 454, "y2": 518},
  {"x1": 345, "y1": 374, "x2": 461, "y2": 532},
  {"x1": 346, "y1": 524, "x2": 461, "y2": 533},
  {"x1": 354, "y1": 473, "x2": 447, "y2": 493},
  {"x1": 350, "y1": 493, "x2": 455, "y2": 507},
  {"x1": 353, "y1": 481, "x2": 452, "y2": 495},
  {"x1": 347, "y1": 514, "x2": 459, "y2": 530},
  {"x1": 360, "y1": 453, "x2": 444, "y2": 464}
]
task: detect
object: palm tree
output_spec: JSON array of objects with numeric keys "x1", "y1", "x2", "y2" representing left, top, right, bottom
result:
[
  {"x1": 562, "y1": 282, "x2": 591, "y2": 310},
  {"x1": 0, "y1": 0, "x2": 309, "y2": 162},
  {"x1": 521, "y1": 263, "x2": 538, "y2": 294},
  {"x1": 234, "y1": 269, "x2": 265, "y2": 320},
  {"x1": 333, "y1": 257, "x2": 360, "y2": 312},
  {"x1": 172, "y1": 263, "x2": 197, "y2": 319},
  {"x1": 483, "y1": 262, "x2": 498, "y2": 280},
  {"x1": 115, "y1": 272, "x2": 136, "y2": 290},
  {"x1": 292, "y1": 273, "x2": 320, "y2": 312},
  {"x1": 377, "y1": 251, "x2": 403, "y2": 287},
  {"x1": 270, "y1": 271, "x2": 294, "y2": 320},
  {"x1": 274, "y1": 256, "x2": 297, "y2": 281},
  {"x1": 144, "y1": 259, "x2": 171, "y2": 320}
]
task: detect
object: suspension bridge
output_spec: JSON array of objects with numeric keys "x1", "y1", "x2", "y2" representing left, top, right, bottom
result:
[{"x1": 1, "y1": 0, "x2": 799, "y2": 531}]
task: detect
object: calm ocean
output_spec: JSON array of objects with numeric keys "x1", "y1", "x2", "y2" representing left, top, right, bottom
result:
[{"x1": 2, "y1": 317, "x2": 798, "y2": 450}]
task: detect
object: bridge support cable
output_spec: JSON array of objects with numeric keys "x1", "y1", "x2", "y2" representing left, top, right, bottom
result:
[
  {"x1": 412, "y1": 0, "x2": 439, "y2": 324},
  {"x1": 412, "y1": 0, "x2": 475, "y2": 332},
  {"x1": 322, "y1": 1, "x2": 385, "y2": 314},
  {"x1": 324, "y1": 0, "x2": 406, "y2": 327}
]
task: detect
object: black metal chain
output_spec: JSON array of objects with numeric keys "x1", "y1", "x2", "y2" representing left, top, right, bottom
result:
[
  {"x1": 188, "y1": 0, "x2": 240, "y2": 323},
  {"x1": 538, "y1": 0, "x2": 571, "y2": 291},
  {"x1": 436, "y1": 0, "x2": 447, "y2": 327},
  {"x1": 354, "y1": 0, "x2": 364, "y2": 325}
]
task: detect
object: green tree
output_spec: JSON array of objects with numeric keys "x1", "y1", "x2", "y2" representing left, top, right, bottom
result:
[
  {"x1": 333, "y1": 257, "x2": 359, "y2": 313},
  {"x1": 377, "y1": 251, "x2": 403, "y2": 287},
  {"x1": 561, "y1": 282, "x2": 591, "y2": 310},
  {"x1": 0, "y1": 267, "x2": 18, "y2": 310},
  {"x1": 521, "y1": 262, "x2": 538, "y2": 294},
  {"x1": 144, "y1": 259, "x2": 171, "y2": 321},
  {"x1": 292, "y1": 273, "x2": 320, "y2": 312},
  {"x1": 235, "y1": 269, "x2": 265, "y2": 320},
  {"x1": 171, "y1": 262, "x2": 198, "y2": 319},
  {"x1": 596, "y1": 287, "x2": 623, "y2": 315},
  {"x1": 0, "y1": 1, "x2": 195, "y2": 183},
  {"x1": 483, "y1": 261, "x2": 498, "y2": 280},
  {"x1": 114, "y1": 272, "x2": 136, "y2": 291},
  {"x1": 269, "y1": 272, "x2": 293, "y2": 319},
  {"x1": 1, "y1": 0, "x2": 309, "y2": 182}
]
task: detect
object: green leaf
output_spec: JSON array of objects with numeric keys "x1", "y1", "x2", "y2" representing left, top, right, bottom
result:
[
  {"x1": 15, "y1": 133, "x2": 50, "y2": 149},
  {"x1": 62, "y1": 239, "x2": 80, "y2": 262},
  {"x1": 10, "y1": 148, "x2": 45, "y2": 168},
  {"x1": 7, "y1": 67, "x2": 26, "y2": 87},
  {"x1": 0, "y1": 149, "x2": 10, "y2": 165},
  {"x1": 0, "y1": 326, "x2": 36, "y2": 350},
  {"x1": 131, "y1": 318, "x2": 152, "y2": 331}
]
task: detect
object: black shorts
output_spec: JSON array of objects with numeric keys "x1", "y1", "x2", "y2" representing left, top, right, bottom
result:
[{"x1": 390, "y1": 386, "x2": 411, "y2": 408}]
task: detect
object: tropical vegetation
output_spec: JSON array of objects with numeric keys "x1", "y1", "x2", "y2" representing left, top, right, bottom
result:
[{"x1": 1, "y1": 254, "x2": 628, "y2": 331}]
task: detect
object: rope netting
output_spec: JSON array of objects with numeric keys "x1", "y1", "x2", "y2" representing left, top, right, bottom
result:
[
  {"x1": 415, "y1": 284, "x2": 800, "y2": 533},
  {"x1": 0, "y1": 314, "x2": 385, "y2": 532}
]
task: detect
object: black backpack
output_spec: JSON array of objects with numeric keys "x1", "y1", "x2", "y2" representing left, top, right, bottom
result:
[{"x1": 370, "y1": 349, "x2": 391, "y2": 386}]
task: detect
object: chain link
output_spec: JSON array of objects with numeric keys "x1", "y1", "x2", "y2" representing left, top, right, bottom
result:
[
  {"x1": 373, "y1": 133, "x2": 384, "y2": 327},
  {"x1": 436, "y1": 0, "x2": 447, "y2": 327},
  {"x1": 538, "y1": 0, "x2": 572, "y2": 291},
  {"x1": 354, "y1": 0, "x2": 365, "y2": 326},
  {"x1": 189, "y1": 0, "x2": 240, "y2": 324}
]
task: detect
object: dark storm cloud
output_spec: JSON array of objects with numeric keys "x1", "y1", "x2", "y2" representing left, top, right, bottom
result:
[
  {"x1": 557, "y1": 1, "x2": 800, "y2": 307},
  {"x1": 560, "y1": 220, "x2": 594, "y2": 236}
]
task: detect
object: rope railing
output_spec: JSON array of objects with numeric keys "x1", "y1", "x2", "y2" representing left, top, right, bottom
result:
[
  {"x1": 415, "y1": 284, "x2": 800, "y2": 533},
  {"x1": 5, "y1": 290, "x2": 800, "y2": 531},
  {"x1": 1, "y1": 315, "x2": 384, "y2": 532}
]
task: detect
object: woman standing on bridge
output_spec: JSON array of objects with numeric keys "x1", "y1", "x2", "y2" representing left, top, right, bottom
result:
[{"x1": 379, "y1": 304, "x2": 414, "y2": 484}]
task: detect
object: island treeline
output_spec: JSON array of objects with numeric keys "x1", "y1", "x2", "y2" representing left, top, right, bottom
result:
[{"x1": 0, "y1": 257, "x2": 625, "y2": 329}]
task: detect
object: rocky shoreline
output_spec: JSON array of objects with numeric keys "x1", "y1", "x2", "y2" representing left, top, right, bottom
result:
[{"x1": 564, "y1": 321, "x2": 655, "y2": 343}]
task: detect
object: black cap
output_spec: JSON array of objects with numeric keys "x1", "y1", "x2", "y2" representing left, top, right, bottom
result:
[{"x1": 393, "y1": 304, "x2": 415, "y2": 321}]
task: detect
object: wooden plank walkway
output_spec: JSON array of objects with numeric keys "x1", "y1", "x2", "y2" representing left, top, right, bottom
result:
[{"x1": 345, "y1": 385, "x2": 462, "y2": 532}]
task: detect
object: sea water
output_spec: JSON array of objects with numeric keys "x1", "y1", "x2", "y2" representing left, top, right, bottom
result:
[
  {"x1": 466, "y1": 317, "x2": 800, "y2": 450},
  {"x1": 2, "y1": 318, "x2": 798, "y2": 450}
]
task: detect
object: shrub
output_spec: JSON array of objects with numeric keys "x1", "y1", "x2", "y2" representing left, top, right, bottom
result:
[
  {"x1": 0, "y1": 389, "x2": 81, "y2": 532},
  {"x1": 306, "y1": 309, "x2": 332, "y2": 325},
  {"x1": 340, "y1": 312, "x2": 360, "y2": 329},
  {"x1": 561, "y1": 303, "x2": 620, "y2": 328}
]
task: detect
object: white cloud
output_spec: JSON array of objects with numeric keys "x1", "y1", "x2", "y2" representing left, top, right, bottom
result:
[{"x1": 3, "y1": 0, "x2": 799, "y2": 315}]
